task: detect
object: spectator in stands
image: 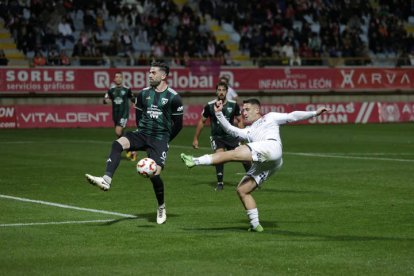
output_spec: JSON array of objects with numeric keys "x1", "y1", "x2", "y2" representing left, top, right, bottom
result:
[
  {"x1": 72, "y1": 39, "x2": 86, "y2": 59},
  {"x1": 206, "y1": 38, "x2": 216, "y2": 57},
  {"x1": 58, "y1": 17, "x2": 75, "y2": 46},
  {"x1": 106, "y1": 33, "x2": 120, "y2": 57},
  {"x1": 91, "y1": 31, "x2": 104, "y2": 52},
  {"x1": 120, "y1": 29, "x2": 133, "y2": 53},
  {"x1": 0, "y1": 50, "x2": 9, "y2": 66},
  {"x1": 409, "y1": 48, "x2": 414, "y2": 66},
  {"x1": 47, "y1": 48, "x2": 61, "y2": 65},
  {"x1": 83, "y1": 9, "x2": 96, "y2": 32},
  {"x1": 298, "y1": 41, "x2": 313, "y2": 66},
  {"x1": 60, "y1": 50, "x2": 71, "y2": 66},
  {"x1": 289, "y1": 51, "x2": 302, "y2": 66},
  {"x1": 281, "y1": 40, "x2": 294, "y2": 60},
  {"x1": 151, "y1": 40, "x2": 165, "y2": 58},
  {"x1": 79, "y1": 31, "x2": 90, "y2": 47},
  {"x1": 170, "y1": 51, "x2": 182, "y2": 67},
  {"x1": 95, "y1": 10, "x2": 106, "y2": 33},
  {"x1": 33, "y1": 51, "x2": 47, "y2": 66},
  {"x1": 3, "y1": 0, "x2": 414, "y2": 67}
]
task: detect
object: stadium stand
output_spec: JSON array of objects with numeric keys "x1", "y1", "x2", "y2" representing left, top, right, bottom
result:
[{"x1": 0, "y1": 0, "x2": 413, "y2": 67}]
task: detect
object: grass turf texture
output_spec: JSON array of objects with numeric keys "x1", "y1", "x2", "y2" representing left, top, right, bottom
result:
[{"x1": 0, "y1": 124, "x2": 413, "y2": 275}]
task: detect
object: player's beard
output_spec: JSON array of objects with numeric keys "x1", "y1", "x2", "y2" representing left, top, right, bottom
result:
[
  {"x1": 150, "y1": 79, "x2": 161, "y2": 87},
  {"x1": 217, "y1": 94, "x2": 226, "y2": 101}
]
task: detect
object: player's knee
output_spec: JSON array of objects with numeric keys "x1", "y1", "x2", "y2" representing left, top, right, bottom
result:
[
  {"x1": 236, "y1": 186, "x2": 247, "y2": 198},
  {"x1": 116, "y1": 137, "x2": 130, "y2": 150}
]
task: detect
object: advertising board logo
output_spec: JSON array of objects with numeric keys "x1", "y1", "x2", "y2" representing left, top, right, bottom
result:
[
  {"x1": 0, "y1": 106, "x2": 15, "y2": 118},
  {"x1": 219, "y1": 71, "x2": 238, "y2": 88},
  {"x1": 94, "y1": 72, "x2": 110, "y2": 88},
  {"x1": 340, "y1": 70, "x2": 355, "y2": 88},
  {"x1": 379, "y1": 103, "x2": 400, "y2": 122}
]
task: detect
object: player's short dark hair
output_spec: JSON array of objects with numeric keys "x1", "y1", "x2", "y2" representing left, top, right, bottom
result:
[
  {"x1": 215, "y1": 81, "x2": 228, "y2": 91},
  {"x1": 114, "y1": 71, "x2": 122, "y2": 76},
  {"x1": 243, "y1": 98, "x2": 261, "y2": 106},
  {"x1": 151, "y1": 61, "x2": 170, "y2": 76},
  {"x1": 219, "y1": 76, "x2": 229, "y2": 83}
]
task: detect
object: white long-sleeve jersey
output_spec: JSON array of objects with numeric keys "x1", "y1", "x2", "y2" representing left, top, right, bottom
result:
[{"x1": 215, "y1": 111, "x2": 317, "y2": 144}]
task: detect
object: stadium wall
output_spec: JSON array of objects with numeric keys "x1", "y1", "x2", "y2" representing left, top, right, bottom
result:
[{"x1": 1, "y1": 67, "x2": 413, "y2": 128}]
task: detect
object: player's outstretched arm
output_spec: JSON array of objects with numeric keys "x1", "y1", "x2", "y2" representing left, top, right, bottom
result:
[{"x1": 315, "y1": 106, "x2": 331, "y2": 116}]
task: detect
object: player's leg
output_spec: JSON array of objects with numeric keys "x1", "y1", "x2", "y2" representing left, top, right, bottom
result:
[
  {"x1": 236, "y1": 176, "x2": 263, "y2": 232},
  {"x1": 86, "y1": 136, "x2": 130, "y2": 190},
  {"x1": 181, "y1": 145, "x2": 252, "y2": 168},
  {"x1": 104, "y1": 136, "x2": 131, "y2": 180},
  {"x1": 210, "y1": 136, "x2": 224, "y2": 190},
  {"x1": 147, "y1": 138, "x2": 169, "y2": 224},
  {"x1": 214, "y1": 146, "x2": 225, "y2": 191},
  {"x1": 86, "y1": 134, "x2": 136, "y2": 191},
  {"x1": 115, "y1": 125, "x2": 123, "y2": 138}
]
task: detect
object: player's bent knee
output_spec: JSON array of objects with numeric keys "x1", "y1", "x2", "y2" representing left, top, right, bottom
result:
[{"x1": 116, "y1": 137, "x2": 130, "y2": 150}]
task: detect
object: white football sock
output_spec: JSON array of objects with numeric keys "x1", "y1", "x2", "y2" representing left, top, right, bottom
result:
[
  {"x1": 246, "y1": 208, "x2": 260, "y2": 228},
  {"x1": 103, "y1": 175, "x2": 112, "y2": 184},
  {"x1": 194, "y1": 154, "x2": 213, "y2": 165}
]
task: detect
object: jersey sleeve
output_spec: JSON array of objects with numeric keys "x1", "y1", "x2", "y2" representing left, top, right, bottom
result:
[
  {"x1": 171, "y1": 94, "x2": 184, "y2": 116},
  {"x1": 215, "y1": 111, "x2": 249, "y2": 140},
  {"x1": 271, "y1": 111, "x2": 317, "y2": 124},
  {"x1": 201, "y1": 104, "x2": 211, "y2": 119},
  {"x1": 105, "y1": 89, "x2": 111, "y2": 100},
  {"x1": 135, "y1": 90, "x2": 144, "y2": 125},
  {"x1": 127, "y1": 88, "x2": 135, "y2": 102},
  {"x1": 170, "y1": 94, "x2": 184, "y2": 141},
  {"x1": 135, "y1": 90, "x2": 144, "y2": 111}
]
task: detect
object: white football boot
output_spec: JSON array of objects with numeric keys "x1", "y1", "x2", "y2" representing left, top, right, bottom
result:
[
  {"x1": 156, "y1": 205, "x2": 167, "y2": 224},
  {"x1": 85, "y1": 174, "x2": 110, "y2": 191}
]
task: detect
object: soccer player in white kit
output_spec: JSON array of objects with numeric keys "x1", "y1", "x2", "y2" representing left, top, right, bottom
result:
[{"x1": 181, "y1": 98, "x2": 330, "y2": 232}]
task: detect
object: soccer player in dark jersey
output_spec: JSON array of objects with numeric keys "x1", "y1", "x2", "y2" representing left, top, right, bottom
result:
[
  {"x1": 86, "y1": 61, "x2": 184, "y2": 224},
  {"x1": 103, "y1": 72, "x2": 136, "y2": 161},
  {"x1": 192, "y1": 81, "x2": 250, "y2": 191}
]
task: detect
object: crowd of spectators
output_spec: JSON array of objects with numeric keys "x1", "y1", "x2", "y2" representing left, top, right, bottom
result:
[
  {"x1": 0, "y1": 0, "x2": 413, "y2": 67},
  {"x1": 200, "y1": 0, "x2": 414, "y2": 66},
  {"x1": 0, "y1": 0, "x2": 232, "y2": 67}
]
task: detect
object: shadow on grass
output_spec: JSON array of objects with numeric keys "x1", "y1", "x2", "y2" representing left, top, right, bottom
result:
[
  {"x1": 271, "y1": 229, "x2": 414, "y2": 242},
  {"x1": 100, "y1": 213, "x2": 180, "y2": 225},
  {"x1": 258, "y1": 188, "x2": 325, "y2": 194},
  {"x1": 184, "y1": 220, "x2": 414, "y2": 241}
]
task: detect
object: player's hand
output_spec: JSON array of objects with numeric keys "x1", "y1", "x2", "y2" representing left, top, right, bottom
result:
[
  {"x1": 315, "y1": 106, "x2": 331, "y2": 115},
  {"x1": 214, "y1": 100, "x2": 223, "y2": 112},
  {"x1": 192, "y1": 140, "x2": 199, "y2": 149}
]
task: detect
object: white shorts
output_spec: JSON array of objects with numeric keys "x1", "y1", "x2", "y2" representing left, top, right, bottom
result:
[{"x1": 245, "y1": 140, "x2": 283, "y2": 185}]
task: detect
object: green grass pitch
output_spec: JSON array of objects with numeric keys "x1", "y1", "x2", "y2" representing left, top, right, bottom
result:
[{"x1": 0, "y1": 124, "x2": 413, "y2": 275}]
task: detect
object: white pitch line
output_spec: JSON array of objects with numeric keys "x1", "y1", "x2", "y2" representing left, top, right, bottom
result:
[
  {"x1": 0, "y1": 194, "x2": 138, "y2": 218},
  {"x1": 0, "y1": 219, "x2": 114, "y2": 227}
]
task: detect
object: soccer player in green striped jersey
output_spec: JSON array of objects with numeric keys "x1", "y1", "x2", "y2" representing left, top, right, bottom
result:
[
  {"x1": 86, "y1": 61, "x2": 184, "y2": 224},
  {"x1": 192, "y1": 81, "x2": 250, "y2": 191},
  {"x1": 103, "y1": 72, "x2": 136, "y2": 161}
]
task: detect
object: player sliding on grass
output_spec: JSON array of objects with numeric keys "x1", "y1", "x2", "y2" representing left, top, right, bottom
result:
[{"x1": 181, "y1": 98, "x2": 330, "y2": 232}]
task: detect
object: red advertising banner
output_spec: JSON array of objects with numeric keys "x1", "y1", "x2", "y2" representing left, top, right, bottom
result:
[
  {"x1": 1, "y1": 68, "x2": 413, "y2": 93},
  {"x1": 1, "y1": 102, "x2": 413, "y2": 129},
  {"x1": 0, "y1": 106, "x2": 16, "y2": 128}
]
